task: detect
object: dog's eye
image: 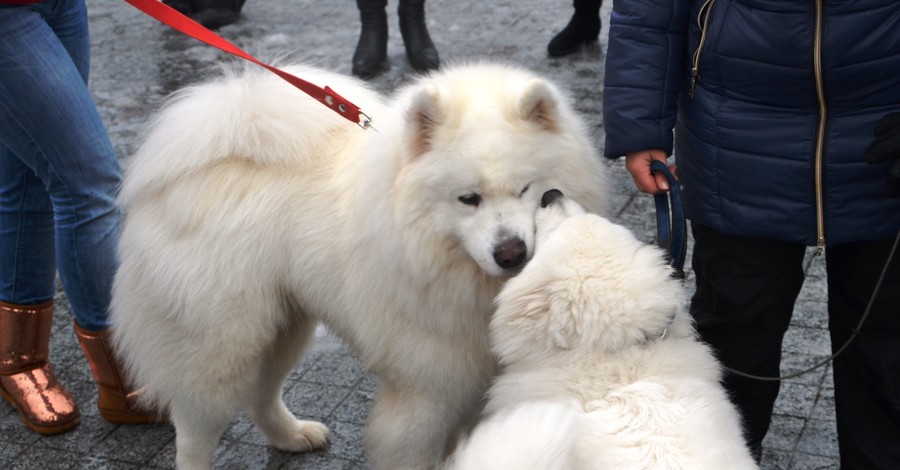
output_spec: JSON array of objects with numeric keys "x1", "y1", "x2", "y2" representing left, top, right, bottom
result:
[
  {"x1": 519, "y1": 183, "x2": 531, "y2": 197},
  {"x1": 458, "y1": 193, "x2": 482, "y2": 207}
]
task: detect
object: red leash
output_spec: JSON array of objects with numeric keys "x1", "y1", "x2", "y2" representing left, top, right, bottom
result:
[{"x1": 124, "y1": 0, "x2": 372, "y2": 129}]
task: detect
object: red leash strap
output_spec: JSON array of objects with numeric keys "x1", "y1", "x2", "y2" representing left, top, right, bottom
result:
[{"x1": 124, "y1": 0, "x2": 372, "y2": 129}]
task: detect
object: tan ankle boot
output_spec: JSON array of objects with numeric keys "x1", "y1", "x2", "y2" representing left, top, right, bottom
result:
[
  {"x1": 74, "y1": 321, "x2": 166, "y2": 424},
  {"x1": 0, "y1": 300, "x2": 80, "y2": 434}
]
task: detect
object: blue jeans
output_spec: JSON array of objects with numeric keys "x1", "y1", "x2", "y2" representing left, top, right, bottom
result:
[{"x1": 0, "y1": 0, "x2": 121, "y2": 331}]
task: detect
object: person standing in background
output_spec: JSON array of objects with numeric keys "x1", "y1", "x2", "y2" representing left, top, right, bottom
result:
[{"x1": 602, "y1": 0, "x2": 900, "y2": 468}]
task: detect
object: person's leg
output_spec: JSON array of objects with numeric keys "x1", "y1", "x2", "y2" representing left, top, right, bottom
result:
[
  {"x1": 1, "y1": 1, "x2": 161, "y2": 426},
  {"x1": 0, "y1": 0, "x2": 122, "y2": 332},
  {"x1": 398, "y1": 0, "x2": 439, "y2": 73},
  {"x1": 0, "y1": 2, "x2": 87, "y2": 435},
  {"x1": 0, "y1": 149, "x2": 56, "y2": 306},
  {"x1": 190, "y1": 0, "x2": 246, "y2": 30},
  {"x1": 689, "y1": 222, "x2": 806, "y2": 460},
  {"x1": 352, "y1": 0, "x2": 389, "y2": 79},
  {"x1": 826, "y1": 237, "x2": 900, "y2": 470},
  {"x1": 547, "y1": 0, "x2": 603, "y2": 57}
]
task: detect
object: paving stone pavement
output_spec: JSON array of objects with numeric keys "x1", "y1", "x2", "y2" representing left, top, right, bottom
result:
[{"x1": 1, "y1": 0, "x2": 840, "y2": 468}]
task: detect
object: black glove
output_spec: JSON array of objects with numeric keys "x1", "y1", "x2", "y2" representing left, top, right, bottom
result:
[{"x1": 865, "y1": 112, "x2": 900, "y2": 198}]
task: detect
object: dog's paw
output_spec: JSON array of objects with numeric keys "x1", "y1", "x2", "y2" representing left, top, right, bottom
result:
[{"x1": 269, "y1": 420, "x2": 330, "y2": 452}]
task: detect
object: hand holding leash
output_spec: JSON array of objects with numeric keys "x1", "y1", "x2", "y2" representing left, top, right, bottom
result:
[{"x1": 625, "y1": 149, "x2": 673, "y2": 194}]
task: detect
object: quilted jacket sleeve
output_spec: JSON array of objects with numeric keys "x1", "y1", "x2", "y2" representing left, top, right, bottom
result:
[{"x1": 602, "y1": 0, "x2": 690, "y2": 159}]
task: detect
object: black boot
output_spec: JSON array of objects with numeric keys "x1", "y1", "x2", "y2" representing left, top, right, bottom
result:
[
  {"x1": 162, "y1": 0, "x2": 194, "y2": 15},
  {"x1": 352, "y1": 0, "x2": 389, "y2": 79},
  {"x1": 189, "y1": 0, "x2": 246, "y2": 30},
  {"x1": 547, "y1": 0, "x2": 602, "y2": 57},
  {"x1": 398, "y1": 0, "x2": 439, "y2": 73}
]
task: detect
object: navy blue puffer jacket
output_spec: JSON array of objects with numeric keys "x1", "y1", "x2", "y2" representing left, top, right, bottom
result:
[{"x1": 603, "y1": 0, "x2": 900, "y2": 247}]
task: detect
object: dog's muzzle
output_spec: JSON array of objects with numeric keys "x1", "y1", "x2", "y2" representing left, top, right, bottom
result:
[{"x1": 493, "y1": 237, "x2": 527, "y2": 270}]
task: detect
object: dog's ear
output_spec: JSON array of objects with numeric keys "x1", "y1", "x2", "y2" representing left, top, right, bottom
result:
[
  {"x1": 518, "y1": 79, "x2": 560, "y2": 132},
  {"x1": 492, "y1": 279, "x2": 580, "y2": 362},
  {"x1": 406, "y1": 83, "x2": 442, "y2": 157},
  {"x1": 535, "y1": 195, "x2": 588, "y2": 250}
]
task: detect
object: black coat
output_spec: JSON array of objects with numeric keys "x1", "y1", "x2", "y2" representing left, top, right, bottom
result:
[{"x1": 603, "y1": 0, "x2": 900, "y2": 246}]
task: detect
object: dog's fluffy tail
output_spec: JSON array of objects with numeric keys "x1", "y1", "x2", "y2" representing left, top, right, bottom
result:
[{"x1": 119, "y1": 64, "x2": 381, "y2": 209}]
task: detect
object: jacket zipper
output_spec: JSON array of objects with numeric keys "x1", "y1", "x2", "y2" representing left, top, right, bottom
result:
[
  {"x1": 690, "y1": 0, "x2": 717, "y2": 99},
  {"x1": 812, "y1": 0, "x2": 827, "y2": 254}
]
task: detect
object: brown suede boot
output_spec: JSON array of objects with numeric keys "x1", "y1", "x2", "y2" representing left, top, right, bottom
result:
[
  {"x1": 74, "y1": 321, "x2": 166, "y2": 424},
  {"x1": 0, "y1": 300, "x2": 80, "y2": 434}
]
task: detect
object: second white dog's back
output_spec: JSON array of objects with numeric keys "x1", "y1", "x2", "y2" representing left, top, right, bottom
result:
[{"x1": 448, "y1": 402, "x2": 585, "y2": 470}]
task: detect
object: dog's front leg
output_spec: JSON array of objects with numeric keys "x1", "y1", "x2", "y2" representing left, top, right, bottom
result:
[{"x1": 366, "y1": 378, "x2": 480, "y2": 470}]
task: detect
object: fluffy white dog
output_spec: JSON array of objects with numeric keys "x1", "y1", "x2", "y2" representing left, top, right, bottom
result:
[
  {"x1": 110, "y1": 63, "x2": 609, "y2": 469},
  {"x1": 448, "y1": 190, "x2": 758, "y2": 470}
]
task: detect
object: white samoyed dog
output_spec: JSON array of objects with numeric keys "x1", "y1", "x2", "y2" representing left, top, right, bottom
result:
[
  {"x1": 110, "y1": 63, "x2": 609, "y2": 469},
  {"x1": 448, "y1": 190, "x2": 757, "y2": 470}
]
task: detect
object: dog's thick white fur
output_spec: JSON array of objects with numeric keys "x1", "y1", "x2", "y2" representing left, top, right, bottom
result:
[
  {"x1": 448, "y1": 193, "x2": 757, "y2": 470},
  {"x1": 110, "y1": 63, "x2": 609, "y2": 469},
  {"x1": 447, "y1": 400, "x2": 586, "y2": 469}
]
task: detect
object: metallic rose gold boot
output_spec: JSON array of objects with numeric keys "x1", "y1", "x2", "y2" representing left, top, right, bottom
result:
[
  {"x1": 0, "y1": 300, "x2": 80, "y2": 435},
  {"x1": 74, "y1": 322, "x2": 166, "y2": 424}
]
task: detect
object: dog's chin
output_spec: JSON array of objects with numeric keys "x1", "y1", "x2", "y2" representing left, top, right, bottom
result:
[
  {"x1": 481, "y1": 262, "x2": 528, "y2": 279},
  {"x1": 476, "y1": 252, "x2": 534, "y2": 278},
  {"x1": 500, "y1": 264, "x2": 527, "y2": 278}
]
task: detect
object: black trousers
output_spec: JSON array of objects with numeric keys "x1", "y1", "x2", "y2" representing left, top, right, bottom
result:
[{"x1": 690, "y1": 222, "x2": 900, "y2": 469}]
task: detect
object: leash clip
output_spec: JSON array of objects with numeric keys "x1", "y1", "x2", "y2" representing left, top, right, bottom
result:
[
  {"x1": 322, "y1": 86, "x2": 374, "y2": 130},
  {"x1": 357, "y1": 112, "x2": 376, "y2": 131}
]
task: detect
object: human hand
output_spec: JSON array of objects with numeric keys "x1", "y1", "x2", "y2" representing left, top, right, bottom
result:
[
  {"x1": 865, "y1": 112, "x2": 900, "y2": 198},
  {"x1": 624, "y1": 149, "x2": 675, "y2": 195}
]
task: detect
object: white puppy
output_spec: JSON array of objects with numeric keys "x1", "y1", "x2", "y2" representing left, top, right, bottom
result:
[{"x1": 448, "y1": 190, "x2": 758, "y2": 470}]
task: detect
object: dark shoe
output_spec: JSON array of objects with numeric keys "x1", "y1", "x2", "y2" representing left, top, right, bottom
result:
[
  {"x1": 547, "y1": 11, "x2": 601, "y2": 57},
  {"x1": 352, "y1": 0, "x2": 389, "y2": 79},
  {"x1": 162, "y1": 0, "x2": 194, "y2": 15},
  {"x1": 191, "y1": 0, "x2": 245, "y2": 29},
  {"x1": 398, "y1": 0, "x2": 439, "y2": 73}
]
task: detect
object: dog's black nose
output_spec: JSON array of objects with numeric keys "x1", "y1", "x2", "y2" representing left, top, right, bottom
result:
[
  {"x1": 541, "y1": 189, "x2": 564, "y2": 208},
  {"x1": 493, "y1": 238, "x2": 527, "y2": 270}
]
